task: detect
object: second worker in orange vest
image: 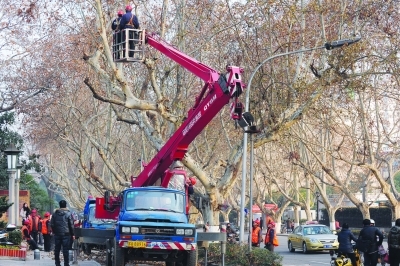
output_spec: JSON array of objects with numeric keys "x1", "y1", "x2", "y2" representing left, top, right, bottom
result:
[
  {"x1": 264, "y1": 221, "x2": 279, "y2": 252},
  {"x1": 29, "y1": 209, "x2": 41, "y2": 245},
  {"x1": 41, "y1": 212, "x2": 52, "y2": 252},
  {"x1": 251, "y1": 220, "x2": 262, "y2": 247}
]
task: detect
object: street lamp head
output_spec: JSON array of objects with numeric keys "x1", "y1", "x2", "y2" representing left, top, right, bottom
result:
[
  {"x1": 324, "y1": 37, "x2": 361, "y2": 50},
  {"x1": 16, "y1": 164, "x2": 23, "y2": 180},
  {"x1": 4, "y1": 143, "x2": 21, "y2": 170},
  {"x1": 238, "y1": 112, "x2": 260, "y2": 133}
]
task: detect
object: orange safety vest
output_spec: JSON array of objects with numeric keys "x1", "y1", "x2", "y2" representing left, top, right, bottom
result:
[
  {"x1": 41, "y1": 218, "x2": 50, "y2": 234},
  {"x1": 29, "y1": 216, "x2": 40, "y2": 232},
  {"x1": 265, "y1": 228, "x2": 279, "y2": 246},
  {"x1": 21, "y1": 225, "x2": 29, "y2": 240},
  {"x1": 251, "y1": 227, "x2": 261, "y2": 244}
]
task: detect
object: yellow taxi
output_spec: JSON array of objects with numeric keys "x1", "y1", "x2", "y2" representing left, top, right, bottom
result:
[{"x1": 287, "y1": 224, "x2": 339, "y2": 253}]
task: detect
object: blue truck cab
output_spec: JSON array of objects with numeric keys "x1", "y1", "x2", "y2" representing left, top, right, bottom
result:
[
  {"x1": 109, "y1": 186, "x2": 197, "y2": 266},
  {"x1": 78, "y1": 196, "x2": 116, "y2": 255},
  {"x1": 82, "y1": 197, "x2": 115, "y2": 230}
]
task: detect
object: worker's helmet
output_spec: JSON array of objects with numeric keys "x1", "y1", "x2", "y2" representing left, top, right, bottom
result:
[
  {"x1": 189, "y1": 177, "x2": 197, "y2": 185},
  {"x1": 117, "y1": 10, "x2": 124, "y2": 17},
  {"x1": 370, "y1": 219, "x2": 375, "y2": 226},
  {"x1": 44, "y1": 212, "x2": 51, "y2": 217},
  {"x1": 125, "y1": 5, "x2": 132, "y2": 11},
  {"x1": 23, "y1": 219, "x2": 30, "y2": 226},
  {"x1": 254, "y1": 221, "x2": 260, "y2": 226},
  {"x1": 268, "y1": 221, "x2": 276, "y2": 227}
]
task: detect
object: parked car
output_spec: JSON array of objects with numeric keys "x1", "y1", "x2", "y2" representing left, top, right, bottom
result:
[{"x1": 288, "y1": 224, "x2": 339, "y2": 253}]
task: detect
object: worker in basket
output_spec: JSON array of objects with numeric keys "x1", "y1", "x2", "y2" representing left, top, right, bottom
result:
[{"x1": 119, "y1": 5, "x2": 140, "y2": 58}]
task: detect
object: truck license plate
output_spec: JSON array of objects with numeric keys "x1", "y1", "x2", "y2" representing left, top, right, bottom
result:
[{"x1": 128, "y1": 241, "x2": 147, "y2": 248}]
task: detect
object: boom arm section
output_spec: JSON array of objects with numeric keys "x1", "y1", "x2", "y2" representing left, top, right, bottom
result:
[{"x1": 132, "y1": 32, "x2": 246, "y2": 187}]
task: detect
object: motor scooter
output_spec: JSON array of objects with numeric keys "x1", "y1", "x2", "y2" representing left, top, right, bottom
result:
[
  {"x1": 0, "y1": 224, "x2": 17, "y2": 245},
  {"x1": 329, "y1": 245, "x2": 362, "y2": 266},
  {"x1": 227, "y1": 232, "x2": 238, "y2": 244}
]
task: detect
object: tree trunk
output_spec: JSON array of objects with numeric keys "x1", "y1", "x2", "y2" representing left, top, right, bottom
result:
[{"x1": 221, "y1": 208, "x2": 232, "y2": 223}]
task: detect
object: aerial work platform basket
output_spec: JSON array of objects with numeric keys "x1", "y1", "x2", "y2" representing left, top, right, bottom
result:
[{"x1": 112, "y1": 29, "x2": 145, "y2": 62}]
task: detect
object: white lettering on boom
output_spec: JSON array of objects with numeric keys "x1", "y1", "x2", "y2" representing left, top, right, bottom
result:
[{"x1": 183, "y1": 112, "x2": 201, "y2": 136}]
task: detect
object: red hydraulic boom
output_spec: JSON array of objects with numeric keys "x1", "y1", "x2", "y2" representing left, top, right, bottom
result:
[{"x1": 114, "y1": 29, "x2": 246, "y2": 188}]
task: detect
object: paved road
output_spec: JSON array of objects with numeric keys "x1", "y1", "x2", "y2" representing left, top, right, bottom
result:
[
  {"x1": 275, "y1": 234, "x2": 388, "y2": 266},
  {"x1": 4, "y1": 233, "x2": 383, "y2": 266},
  {"x1": 275, "y1": 235, "x2": 332, "y2": 266}
]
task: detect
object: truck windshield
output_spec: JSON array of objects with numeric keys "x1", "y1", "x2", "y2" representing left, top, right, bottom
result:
[{"x1": 126, "y1": 191, "x2": 184, "y2": 213}]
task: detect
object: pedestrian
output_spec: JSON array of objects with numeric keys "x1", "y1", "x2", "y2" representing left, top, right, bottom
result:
[
  {"x1": 388, "y1": 218, "x2": 400, "y2": 266},
  {"x1": 260, "y1": 218, "x2": 264, "y2": 231},
  {"x1": 251, "y1": 220, "x2": 262, "y2": 247},
  {"x1": 220, "y1": 224, "x2": 226, "y2": 232},
  {"x1": 335, "y1": 220, "x2": 340, "y2": 230},
  {"x1": 21, "y1": 218, "x2": 39, "y2": 250},
  {"x1": 290, "y1": 219, "x2": 294, "y2": 232},
  {"x1": 203, "y1": 221, "x2": 209, "y2": 232},
  {"x1": 264, "y1": 221, "x2": 279, "y2": 252},
  {"x1": 41, "y1": 212, "x2": 52, "y2": 252},
  {"x1": 29, "y1": 209, "x2": 41, "y2": 244},
  {"x1": 358, "y1": 219, "x2": 383, "y2": 266},
  {"x1": 337, "y1": 222, "x2": 357, "y2": 266},
  {"x1": 286, "y1": 218, "x2": 291, "y2": 233},
  {"x1": 119, "y1": 5, "x2": 140, "y2": 57},
  {"x1": 20, "y1": 202, "x2": 31, "y2": 219},
  {"x1": 111, "y1": 10, "x2": 123, "y2": 59},
  {"x1": 51, "y1": 200, "x2": 75, "y2": 266}
]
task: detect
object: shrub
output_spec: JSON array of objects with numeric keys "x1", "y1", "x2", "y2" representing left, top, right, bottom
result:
[
  {"x1": 250, "y1": 247, "x2": 282, "y2": 266},
  {"x1": 8, "y1": 230, "x2": 22, "y2": 246},
  {"x1": 198, "y1": 243, "x2": 282, "y2": 266},
  {"x1": 0, "y1": 221, "x2": 6, "y2": 229},
  {"x1": 0, "y1": 245, "x2": 20, "y2": 250}
]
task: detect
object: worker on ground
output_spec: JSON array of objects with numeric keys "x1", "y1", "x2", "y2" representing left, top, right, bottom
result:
[
  {"x1": 251, "y1": 220, "x2": 262, "y2": 247},
  {"x1": 264, "y1": 221, "x2": 279, "y2": 252},
  {"x1": 22, "y1": 218, "x2": 39, "y2": 250},
  {"x1": 119, "y1": 5, "x2": 139, "y2": 57},
  {"x1": 41, "y1": 212, "x2": 52, "y2": 252},
  {"x1": 29, "y1": 209, "x2": 41, "y2": 245},
  {"x1": 111, "y1": 10, "x2": 124, "y2": 59}
]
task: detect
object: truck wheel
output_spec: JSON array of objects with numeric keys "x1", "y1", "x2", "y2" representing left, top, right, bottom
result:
[
  {"x1": 113, "y1": 238, "x2": 125, "y2": 266},
  {"x1": 106, "y1": 239, "x2": 112, "y2": 266},
  {"x1": 84, "y1": 244, "x2": 92, "y2": 255},
  {"x1": 180, "y1": 249, "x2": 197, "y2": 266}
]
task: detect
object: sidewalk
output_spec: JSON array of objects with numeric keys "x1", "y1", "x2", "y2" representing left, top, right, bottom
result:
[{"x1": 0, "y1": 249, "x2": 101, "y2": 266}]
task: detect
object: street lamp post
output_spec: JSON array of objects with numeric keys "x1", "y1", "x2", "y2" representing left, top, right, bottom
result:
[
  {"x1": 15, "y1": 163, "x2": 22, "y2": 225},
  {"x1": 238, "y1": 37, "x2": 361, "y2": 243},
  {"x1": 4, "y1": 143, "x2": 21, "y2": 225},
  {"x1": 315, "y1": 191, "x2": 320, "y2": 222},
  {"x1": 238, "y1": 112, "x2": 259, "y2": 251}
]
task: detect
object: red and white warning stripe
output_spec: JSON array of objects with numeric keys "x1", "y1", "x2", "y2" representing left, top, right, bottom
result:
[{"x1": 120, "y1": 241, "x2": 196, "y2": 250}]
